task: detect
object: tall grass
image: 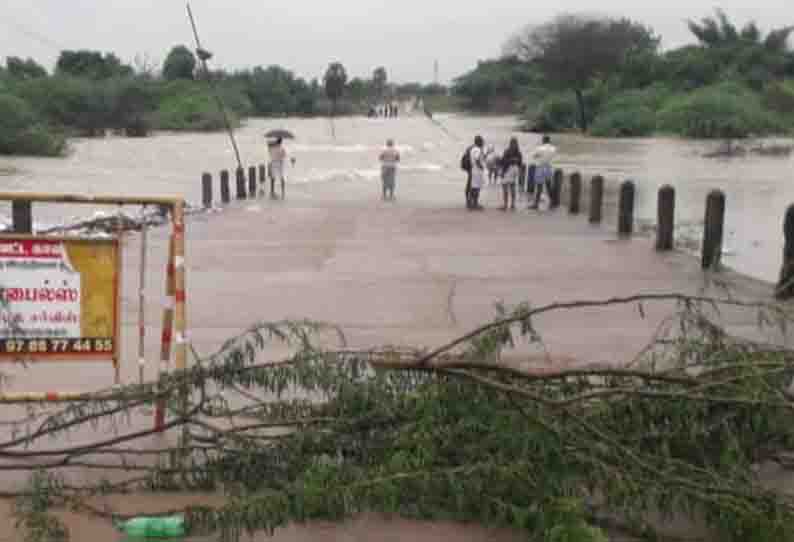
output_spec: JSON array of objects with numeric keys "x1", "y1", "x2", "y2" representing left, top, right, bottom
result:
[{"x1": 657, "y1": 82, "x2": 786, "y2": 138}]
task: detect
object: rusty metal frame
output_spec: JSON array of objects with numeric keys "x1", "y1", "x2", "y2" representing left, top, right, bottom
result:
[{"x1": 0, "y1": 193, "x2": 188, "y2": 419}]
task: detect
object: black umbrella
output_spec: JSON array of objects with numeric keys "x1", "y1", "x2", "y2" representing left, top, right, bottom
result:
[{"x1": 265, "y1": 129, "x2": 295, "y2": 140}]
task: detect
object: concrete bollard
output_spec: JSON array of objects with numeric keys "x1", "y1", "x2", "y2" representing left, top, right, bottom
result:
[
  {"x1": 702, "y1": 190, "x2": 726, "y2": 271},
  {"x1": 12, "y1": 201, "x2": 33, "y2": 234},
  {"x1": 590, "y1": 176, "x2": 604, "y2": 225},
  {"x1": 656, "y1": 185, "x2": 675, "y2": 251},
  {"x1": 569, "y1": 172, "x2": 582, "y2": 215},
  {"x1": 618, "y1": 180, "x2": 635, "y2": 237},
  {"x1": 248, "y1": 166, "x2": 257, "y2": 198},
  {"x1": 776, "y1": 205, "x2": 794, "y2": 299},
  {"x1": 201, "y1": 173, "x2": 213, "y2": 209},
  {"x1": 550, "y1": 169, "x2": 563, "y2": 209},
  {"x1": 236, "y1": 167, "x2": 247, "y2": 200},
  {"x1": 220, "y1": 169, "x2": 231, "y2": 204}
]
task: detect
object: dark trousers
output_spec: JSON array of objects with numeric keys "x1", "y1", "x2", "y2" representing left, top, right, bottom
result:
[
  {"x1": 531, "y1": 179, "x2": 552, "y2": 208},
  {"x1": 469, "y1": 188, "x2": 481, "y2": 208},
  {"x1": 465, "y1": 172, "x2": 472, "y2": 207}
]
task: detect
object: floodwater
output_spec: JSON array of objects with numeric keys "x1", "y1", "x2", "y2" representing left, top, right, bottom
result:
[
  {"x1": 2, "y1": 113, "x2": 792, "y2": 283},
  {"x1": 1, "y1": 112, "x2": 791, "y2": 540}
]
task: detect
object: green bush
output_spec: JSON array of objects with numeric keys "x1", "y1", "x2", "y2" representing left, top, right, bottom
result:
[
  {"x1": 526, "y1": 93, "x2": 579, "y2": 132},
  {"x1": 590, "y1": 106, "x2": 656, "y2": 137},
  {"x1": 105, "y1": 78, "x2": 159, "y2": 136},
  {"x1": 662, "y1": 46, "x2": 723, "y2": 91},
  {"x1": 763, "y1": 79, "x2": 794, "y2": 114},
  {"x1": 657, "y1": 82, "x2": 785, "y2": 138},
  {"x1": 0, "y1": 93, "x2": 66, "y2": 156},
  {"x1": 154, "y1": 91, "x2": 240, "y2": 132},
  {"x1": 589, "y1": 85, "x2": 671, "y2": 137},
  {"x1": 216, "y1": 82, "x2": 254, "y2": 117},
  {"x1": 13, "y1": 76, "x2": 113, "y2": 136},
  {"x1": 524, "y1": 87, "x2": 608, "y2": 133},
  {"x1": 601, "y1": 84, "x2": 673, "y2": 112},
  {"x1": 545, "y1": 523, "x2": 609, "y2": 542}
]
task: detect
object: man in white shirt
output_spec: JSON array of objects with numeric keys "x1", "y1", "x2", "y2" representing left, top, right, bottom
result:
[
  {"x1": 468, "y1": 135, "x2": 486, "y2": 210},
  {"x1": 267, "y1": 137, "x2": 292, "y2": 200},
  {"x1": 379, "y1": 139, "x2": 400, "y2": 201},
  {"x1": 529, "y1": 135, "x2": 557, "y2": 210}
]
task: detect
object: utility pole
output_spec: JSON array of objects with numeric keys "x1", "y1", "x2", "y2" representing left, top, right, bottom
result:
[{"x1": 433, "y1": 60, "x2": 439, "y2": 86}]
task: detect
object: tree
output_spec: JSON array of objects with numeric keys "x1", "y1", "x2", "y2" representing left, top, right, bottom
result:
[
  {"x1": 508, "y1": 15, "x2": 659, "y2": 130},
  {"x1": 453, "y1": 56, "x2": 541, "y2": 112},
  {"x1": 109, "y1": 78, "x2": 158, "y2": 136},
  {"x1": 323, "y1": 62, "x2": 347, "y2": 114},
  {"x1": 5, "y1": 57, "x2": 47, "y2": 79},
  {"x1": 372, "y1": 66, "x2": 388, "y2": 99},
  {"x1": 346, "y1": 77, "x2": 371, "y2": 106},
  {"x1": 56, "y1": 50, "x2": 133, "y2": 79},
  {"x1": 687, "y1": 9, "x2": 794, "y2": 53},
  {"x1": 239, "y1": 66, "x2": 298, "y2": 115},
  {"x1": 685, "y1": 10, "x2": 794, "y2": 89},
  {"x1": 162, "y1": 45, "x2": 196, "y2": 80},
  {"x1": 0, "y1": 93, "x2": 65, "y2": 156},
  {"x1": 8, "y1": 294, "x2": 794, "y2": 542}
]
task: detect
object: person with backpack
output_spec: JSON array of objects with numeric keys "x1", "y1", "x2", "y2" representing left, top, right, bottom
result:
[
  {"x1": 467, "y1": 136, "x2": 486, "y2": 210},
  {"x1": 461, "y1": 141, "x2": 474, "y2": 208}
]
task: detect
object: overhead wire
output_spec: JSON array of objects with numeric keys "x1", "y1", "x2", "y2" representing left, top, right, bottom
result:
[
  {"x1": 0, "y1": 10, "x2": 67, "y2": 52},
  {"x1": 186, "y1": 3, "x2": 244, "y2": 171}
]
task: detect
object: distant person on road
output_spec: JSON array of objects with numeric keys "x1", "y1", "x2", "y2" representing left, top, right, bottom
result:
[
  {"x1": 379, "y1": 139, "x2": 401, "y2": 201},
  {"x1": 529, "y1": 135, "x2": 557, "y2": 210},
  {"x1": 267, "y1": 137, "x2": 292, "y2": 200},
  {"x1": 468, "y1": 135, "x2": 486, "y2": 210},
  {"x1": 500, "y1": 137, "x2": 522, "y2": 211}
]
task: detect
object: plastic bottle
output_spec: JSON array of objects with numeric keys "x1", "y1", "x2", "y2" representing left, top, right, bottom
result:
[{"x1": 115, "y1": 515, "x2": 186, "y2": 538}]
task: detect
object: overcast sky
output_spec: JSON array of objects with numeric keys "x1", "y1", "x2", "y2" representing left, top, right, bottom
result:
[{"x1": 1, "y1": 1, "x2": 791, "y2": 84}]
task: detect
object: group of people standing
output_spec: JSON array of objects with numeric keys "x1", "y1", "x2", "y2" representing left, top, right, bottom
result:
[
  {"x1": 463, "y1": 135, "x2": 557, "y2": 211},
  {"x1": 268, "y1": 130, "x2": 556, "y2": 208},
  {"x1": 368, "y1": 103, "x2": 400, "y2": 118}
]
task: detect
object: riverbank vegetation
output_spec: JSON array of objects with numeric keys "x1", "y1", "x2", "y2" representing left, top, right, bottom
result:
[
  {"x1": 0, "y1": 47, "x2": 447, "y2": 156},
  {"x1": 454, "y1": 9, "x2": 794, "y2": 139},
  {"x1": 7, "y1": 293, "x2": 794, "y2": 542}
]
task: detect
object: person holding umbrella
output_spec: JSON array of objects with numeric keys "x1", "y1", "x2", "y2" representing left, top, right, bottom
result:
[{"x1": 265, "y1": 129, "x2": 295, "y2": 200}]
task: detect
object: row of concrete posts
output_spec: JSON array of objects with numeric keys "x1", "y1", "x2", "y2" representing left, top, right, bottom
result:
[
  {"x1": 522, "y1": 167, "x2": 794, "y2": 300},
  {"x1": 7, "y1": 167, "x2": 794, "y2": 300},
  {"x1": 201, "y1": 165, "x2": 268, "y2": 208}
]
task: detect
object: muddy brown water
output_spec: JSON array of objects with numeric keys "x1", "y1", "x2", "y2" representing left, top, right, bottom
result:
[
  {"x1": 1, "y1": 113, "x2": 793, "y2": 540},
  {"x1": 1, "y1": 114, "x2": 792, "y2": 282}
]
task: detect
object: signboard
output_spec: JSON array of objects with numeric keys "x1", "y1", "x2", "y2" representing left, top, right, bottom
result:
[{"x1": 0, "y1": 236, "x2": 120, "y2": 361}]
